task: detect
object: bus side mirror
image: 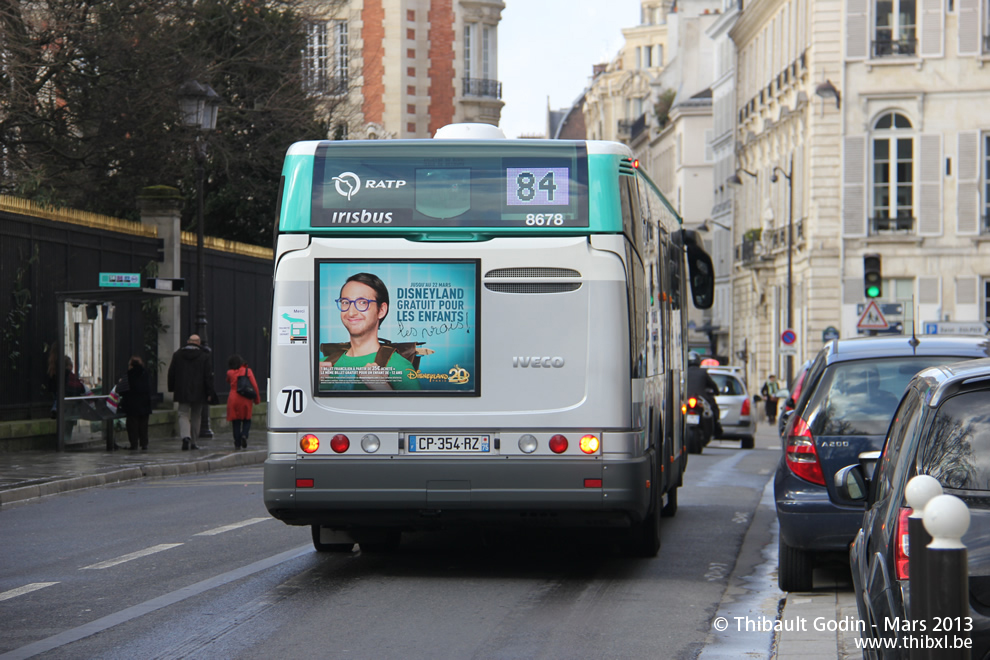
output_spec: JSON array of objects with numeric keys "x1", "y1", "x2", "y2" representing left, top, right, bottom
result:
[{"x1": 686, "y1": 245, "x2": 714, "y2": 310}]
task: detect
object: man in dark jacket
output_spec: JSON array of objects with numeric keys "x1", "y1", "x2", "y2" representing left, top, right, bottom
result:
[{"x1": 167, "y1": 335, "x2": 216, "y2": 450}]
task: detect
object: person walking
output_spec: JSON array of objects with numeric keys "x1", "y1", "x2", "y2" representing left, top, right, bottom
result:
[
  {"x1": 226, "y1": 354, "x2": 260, "y2": 450},
  {"x1": 761, "y1": 374, "x2": 780, "y2": 423},
  {"x1": 167, "y1": 334, "x2": 216, "y2": 450},
  {"x1": 120, "y1": 355, "x2": 152, "y2": 450}
]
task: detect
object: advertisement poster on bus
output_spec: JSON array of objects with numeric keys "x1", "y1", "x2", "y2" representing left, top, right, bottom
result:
[{"x1": 314, "y1": 259, "x2": 480, "y2": 395}]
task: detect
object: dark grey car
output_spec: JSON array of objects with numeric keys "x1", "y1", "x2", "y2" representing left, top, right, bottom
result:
[
  {"x1": 843, "y1": 357, "x2": 990, "y2": 657},
  {"x1": 774, "y1": 334, "x2": 990, "y2": 592}
]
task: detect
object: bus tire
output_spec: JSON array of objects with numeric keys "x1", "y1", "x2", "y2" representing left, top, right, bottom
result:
[
  {"x1": 660, "y1": 486, "x2": 678, "y2": 518},
  {"x1": 311, "y1": 525, "x2": 355, "y2": 553},
  {"x1": 626, "y1": 491, "x2": 662, "y2": 558}
]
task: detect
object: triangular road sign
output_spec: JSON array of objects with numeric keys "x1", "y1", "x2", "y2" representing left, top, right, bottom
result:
[{"x1": 857, "y1": 300, "x2": 889, "y2": 330}]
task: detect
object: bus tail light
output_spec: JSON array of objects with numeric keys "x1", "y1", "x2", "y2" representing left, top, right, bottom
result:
[
  {"x1": 895, "y1": 507, "x2": 911, "y2": 580},
  {"x1": 300, "y1": 434, "x2": 319, "y2": 453},
  {"x1": 330, "y1": 434, "x2": 350, "y2": 453},
  {"x1": 784, "y1": 417, "x2": 825, "y2": 485},
  {"x1": 549, "y1": 434, "x2": 568, "y2": 454},
  {"x1": 579, "y1": 434, "x2": 600, "y2": 454}
]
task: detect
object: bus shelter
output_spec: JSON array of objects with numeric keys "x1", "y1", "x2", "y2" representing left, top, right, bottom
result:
[{"x1": 54, "y1": 287, "x2": 186, "y2": 452}]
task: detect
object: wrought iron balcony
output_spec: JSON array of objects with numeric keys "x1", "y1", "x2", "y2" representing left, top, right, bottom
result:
[
  {"x1": 872, "y1": 38, "x2": 917, "y2": 57},
  {"x1": 304, "y1": 75, "x2": 348, "y2": 97},
  {"x1": 462, "y1": 78, "x2": 502, "y2": 99},
  {"x1": 870, "y1": 214, "x2": 915, "y2": 234}
]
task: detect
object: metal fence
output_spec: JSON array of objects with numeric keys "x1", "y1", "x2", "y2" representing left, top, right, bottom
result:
[{"x1": 0, "y1": 206, "x2": 272, "y2": 421}]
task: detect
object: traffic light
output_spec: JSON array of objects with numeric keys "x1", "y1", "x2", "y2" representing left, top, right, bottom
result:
[{"x1": 864, "y1": 253, "x2": 882, "y2": 298}]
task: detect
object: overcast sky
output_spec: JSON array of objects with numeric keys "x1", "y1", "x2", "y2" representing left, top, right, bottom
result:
[{"x1": 497, "y1": 1, "x2": 642, "y2": 139}]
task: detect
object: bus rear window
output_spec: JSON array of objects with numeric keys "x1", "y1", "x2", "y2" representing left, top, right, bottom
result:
[{"x1": 311, "y1": 141, "x2": 588, "y2": 229}]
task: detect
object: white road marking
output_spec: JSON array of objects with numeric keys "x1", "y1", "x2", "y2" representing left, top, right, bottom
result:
[
  {"x1": 194, "y1": 517, "x2": 271, "y2": 536},
  {"x1": 81, "y1": 544, "x2": 183, "y2": 570},
  {"x1": 0, "y1": 582, "x2": 59, "y2": 602},
  {"x1": 0, "y1": 545, "x2": 310, "y2": 660}
]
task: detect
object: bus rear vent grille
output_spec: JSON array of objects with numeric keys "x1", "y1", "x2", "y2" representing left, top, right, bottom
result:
[
  {"x1": 485, "y1": 267, "x2": 581, "y2": 278},
  {"x1": 619, "y1": 158, "x2": 636, "y2": 176},
  {"x1": 485, "y1": 283, "x2": 582, "y2": 294}
]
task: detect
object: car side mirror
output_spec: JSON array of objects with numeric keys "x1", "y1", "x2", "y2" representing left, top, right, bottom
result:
[
  {"x1": 786, "y1": 397, "x2": 795, "y2": 408},
  {"x1": 834, "y1": 465, "x2": 868, "y2": 502},
  {"x1": 858, "y1": 450, "x2": 881, "y2": 481}
]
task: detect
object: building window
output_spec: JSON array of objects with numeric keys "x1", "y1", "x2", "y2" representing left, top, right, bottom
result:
[
  {"x1": 482, "y1": 26, "x2": 492, "y2": 81},
  {"x1": 985, "y1": 279, "x2": 990, "y2": 321},
  {"x1": 302, "y1": 21, "x2": 328, "y2": 95},
  {"x1": 645, "y1": 45, "x2": 653, "y2": 68},
  {"x1": 871, "y1": 112, "x2": 915, "y2": 233},
  {"x1": 984, "y1": 134, "x2": 990, "y2": 233},
  {"x1": 464, "y1": 25, "x2": 472, "y2": 80},
  {"x1": 874, "y1": 0, "x2": 917, "y2": 56},
  {"x1": 302, "y1": 20, "x2": 347, "y2": 96}
]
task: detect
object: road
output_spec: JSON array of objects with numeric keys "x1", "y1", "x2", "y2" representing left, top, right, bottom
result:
[{"x1": 0, "y1": 425, "x2": 836, "y2": 659}]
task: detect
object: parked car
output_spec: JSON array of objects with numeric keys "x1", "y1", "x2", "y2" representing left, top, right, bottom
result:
[
  {"x1": 706, "y1": 367, "x2": 756, "y2": 449},
  {"x1": 841, "y1": 357, "x2": 990, "y2": 656},
  {"x1": 774, "y1": 334, "x2": 990, "y2": 592}
]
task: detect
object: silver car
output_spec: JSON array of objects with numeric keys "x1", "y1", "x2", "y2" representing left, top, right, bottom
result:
[{"x1": 705, "y1": 367, "x2": 757, "y2": 449}]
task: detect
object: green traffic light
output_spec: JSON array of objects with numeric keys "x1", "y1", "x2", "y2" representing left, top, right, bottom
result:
[{"x1": 866, "y1": 285, "x2": 881, "y2": 298}]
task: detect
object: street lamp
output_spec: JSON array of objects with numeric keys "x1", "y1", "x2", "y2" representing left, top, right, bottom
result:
[
  {"x1": 698, "y1": 218, "x2": 731, "y2": 232},
  {"x1": 726, "y1": 168, "x2": 757, "y2": 188},
  {"x1": 178, "y1": 79, "x2": 221, "y2": 346},
  {"x1": 771, "y1": 155, "x2": 794, "y2": 389}
]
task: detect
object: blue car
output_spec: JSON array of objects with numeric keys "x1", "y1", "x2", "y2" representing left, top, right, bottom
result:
[{"x1": 774, "y1": 334, "x2": 990, "y2": 592}]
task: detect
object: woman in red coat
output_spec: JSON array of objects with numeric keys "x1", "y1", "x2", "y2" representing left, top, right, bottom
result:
[{"x1": 226, "y1": 354, "x2": 260, "y2": 450}]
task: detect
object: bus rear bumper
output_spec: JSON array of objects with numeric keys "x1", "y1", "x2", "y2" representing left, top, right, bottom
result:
[{"x1": 263, "y1": 454, "x2": 653, "y2": 530}]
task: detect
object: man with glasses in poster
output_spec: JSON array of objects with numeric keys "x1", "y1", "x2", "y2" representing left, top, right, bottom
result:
[{"x1": 322, "y1": 272, "x2": 421, "y2": 391}]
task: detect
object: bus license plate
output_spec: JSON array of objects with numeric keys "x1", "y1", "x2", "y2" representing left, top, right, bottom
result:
[{"x1": 408, "y1": 435, "x2": 491, "y2": 453}]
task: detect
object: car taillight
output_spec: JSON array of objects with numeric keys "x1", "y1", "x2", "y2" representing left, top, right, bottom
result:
[
  {"x1": 895, "y1": 507, "x2": 911, "y2": 580},
  {"x1": 741, "y1": 398, "x2": 751, "y2": 416},
  {"x1": 784, "y1": 417, "x2": 825, "y2": 485}
]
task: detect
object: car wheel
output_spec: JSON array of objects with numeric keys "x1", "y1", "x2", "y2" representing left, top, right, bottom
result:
[
  {"x1": 778, "y1": 537, "x2": 814, "y2": 591},
  {"x1": 311, "y1": 525, "x2": 355, "y2": 553},
  {"x1": 741, "y1": 435, "x2": 755, "y2": 449}
]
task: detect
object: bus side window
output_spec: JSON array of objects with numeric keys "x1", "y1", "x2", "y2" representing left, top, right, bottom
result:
[{"x1": 666, "y1": 242, "x2": 681, "y2": 310}]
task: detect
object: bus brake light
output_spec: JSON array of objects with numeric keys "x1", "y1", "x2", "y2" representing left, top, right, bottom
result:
[
  {"x1": 300, "y1": 434, "x2": 319, "y2": 453},
  {"x1": 549, "y1": 434, "x2": 568, "y2": 454},
  {"x1": 330, "y1": 434, "x2": 350, "y2": 453}
]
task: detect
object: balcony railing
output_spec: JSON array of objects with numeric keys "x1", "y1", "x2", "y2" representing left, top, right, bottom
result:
[
  {"x1": 462, "y1": 78, "x2": 502, "y2": 99},
  {"x1": 304, "y1": 75, "x2": 348, "y2": 97},
  {"x1": 872, "y1": 38, "x2": 917, "y2": 57},
  {"x1": 870, "y1": 215, "x2": 915, "y2": 234}
]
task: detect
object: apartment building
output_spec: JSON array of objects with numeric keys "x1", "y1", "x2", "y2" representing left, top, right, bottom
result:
[
  {"x1": 301, "y1": 0, "x2": 504, "y2": 139},
  {"x1": 729, "y1": 0, "x2": 990, "y2": 387}
]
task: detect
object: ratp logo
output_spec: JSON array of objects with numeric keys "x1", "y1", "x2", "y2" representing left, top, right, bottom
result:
[{"x1": 332, "y1": 172, "x2": 361, "y2": 200}]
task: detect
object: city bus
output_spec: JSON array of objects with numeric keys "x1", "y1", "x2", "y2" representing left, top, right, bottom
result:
[{"x1": 263, "y1": 123, "x2": 714, "y2": 557}]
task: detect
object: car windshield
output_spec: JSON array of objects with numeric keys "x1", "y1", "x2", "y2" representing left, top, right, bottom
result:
[
  {"x1": 806, "y1": 356, "x2": 962, "y2": 436},
  {"x1": 709, "y1": 373, "x2": 745, "y2": 395},
  {"x1": 922, "y1": 390, "x2": 990, "y2": 490}
]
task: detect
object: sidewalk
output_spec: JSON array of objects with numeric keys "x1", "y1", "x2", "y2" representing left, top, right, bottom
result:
[{"x1": 0, "y1": 425, "x2": 266, "y2": 507}]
